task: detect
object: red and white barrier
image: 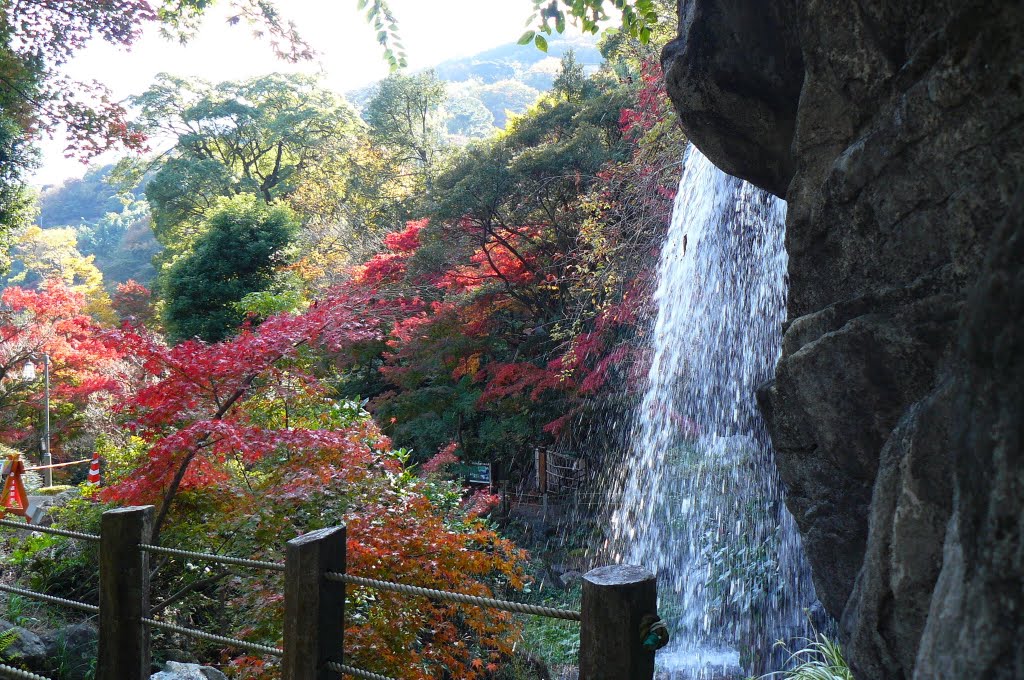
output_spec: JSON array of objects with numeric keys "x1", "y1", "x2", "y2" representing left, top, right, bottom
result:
[{"x1": 87, "y1": 452, "x2": 101, "y2": 486}]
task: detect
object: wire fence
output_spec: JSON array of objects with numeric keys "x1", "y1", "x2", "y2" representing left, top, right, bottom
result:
[
  {"x1": 0, "y1": 518, "x2": 99, "y2": 542},
  {"x1": 0, "y1": 510, "x2": 584, "y2": 680},
  {"x1": 0, "y1": 663, "x2": 52, "y2": 680},
  {"x1": 138, "y1": 543, "x2": 285, "y2": 572},
  {"x1": 326, "y1": 661, "x2": 398, "y2": 680},
  {"x1": 142, "y1": 618, "x2": 283, "y2": 657},
  {"x1": 328, "y1": 571, "x2": 581, "y2": 621},
  {"x1": 0, "y1": 583, "x2": 98, "y2": 615}
]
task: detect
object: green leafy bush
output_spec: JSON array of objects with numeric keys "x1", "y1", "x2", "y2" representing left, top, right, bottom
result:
[{"x1": 758, "y1": 634, "x2": 853, "y2": 680}]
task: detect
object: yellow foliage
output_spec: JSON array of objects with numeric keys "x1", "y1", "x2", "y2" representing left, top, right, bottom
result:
[{"x1": 11, "y1": 226, "x2": 116, "y2": 324}]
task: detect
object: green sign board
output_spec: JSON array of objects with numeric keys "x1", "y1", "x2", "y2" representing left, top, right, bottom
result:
[{"x1": 466, "y1": 462, "x2": 492, "y2": 485}]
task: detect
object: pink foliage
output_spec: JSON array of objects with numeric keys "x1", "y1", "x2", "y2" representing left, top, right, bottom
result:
[
  {"x1": 383, "y1": 219, "x2": 427, "y2": 253},
  {"x1": 464, "y1": 490, "x2": 500, "y2": 517},
  {"x1": 421, "y1": 441, "x2": 460, "y2": 475}
]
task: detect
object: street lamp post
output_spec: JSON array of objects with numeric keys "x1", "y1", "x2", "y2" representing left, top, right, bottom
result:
[{"x1": 22, "y1": 354, "x2": 51, "y2": 487}]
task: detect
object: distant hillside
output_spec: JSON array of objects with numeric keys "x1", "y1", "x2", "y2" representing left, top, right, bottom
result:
[
  {"x1": 32, "y1": 165, "x2": 158, "y2": 288},
  {"x1": 37, "y1": 165, "x2": 142, "y2": 228},
  {"x1": 31, "y1": 36, "x2": 604, "y2": 290},
  {"x1": 432, "y1": 34, "x2": 602, "y2": 90},
  {"x1": 351, "y1": 35, "x2": 602, "y2": 133}
]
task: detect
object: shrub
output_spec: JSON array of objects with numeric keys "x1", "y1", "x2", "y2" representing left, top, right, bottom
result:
[{"x1": 758, "y1": 633, "x2": 853, "y2": 680}]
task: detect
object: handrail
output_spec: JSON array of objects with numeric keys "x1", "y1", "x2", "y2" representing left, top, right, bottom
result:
[
  {"x1": 138, "y1": 543, "x2": 285, "y2": 572},
  {"x1": 325, "y1": 571, "x2": 581, "y2": 621},
  {"x1": 0, "y1": 518, "x2": 100, "y2": 542},
  {"x1": 0, "y1": 583, "x2": 98, "y2": 614},
  {"x1": 24, "y1": 459, "x2": 91, "y2": 472}
]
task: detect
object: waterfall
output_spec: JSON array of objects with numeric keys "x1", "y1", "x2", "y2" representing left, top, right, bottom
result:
[{"x1": 608, "y1": 146, "x2": 814, "y2": 677}]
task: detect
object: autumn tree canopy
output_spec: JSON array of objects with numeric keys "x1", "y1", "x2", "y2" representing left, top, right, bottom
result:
[
  {"x1": 126, "y1": 73, "x2": 362, "y2": 251},
  {"x1": 0, "y1": 5, "x2": 686, "y2": 678},
  {"x1": 162, "y1": 194, "x2": 298, "y2": 343}
]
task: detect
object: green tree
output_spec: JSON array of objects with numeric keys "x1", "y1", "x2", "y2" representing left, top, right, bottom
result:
[
  {"x1": 464, "y1": 80, "x2": 540, "y2": 128},
  {"x1": 0, "y1": 117, "x2": 34, "y2": 274},
  {"x1": 162, "y1": 194, "x2": 297, "y2": 343},
  {"x1": 364, "y1": 70, "x2": 448, "y2": 193},
  {"x1": 125, "y1": 73, "x2": 360, "y2": 251},
  {"x1": 287, "y1": 134, "x2": 417, "y2": 286},
  {"x1": 522, "y1": 0, "x2": 664, "y2": 47},
  {"x1": 444, "y1": 94, "x2": 495, "y2": 140},
  {"x1": 0, "y1": 14, "x2": 41, "y2": 275},
  {"x1": 552, "y1": 49, "x2": 588, "y2": 102}
]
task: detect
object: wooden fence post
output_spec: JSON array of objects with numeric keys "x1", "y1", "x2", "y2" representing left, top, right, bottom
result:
[
  {"x1": 97, "y1": 505, "x2": 153, "y2": 680},
  {"x1": 283, "y1": 525, "x2": 346, "y2": 680},
  {"x1": 536, "y1": 447, "x2": 548, "y2": 494},
  {"x1": 579, "y1": 564, "x2": 657, "y2": 680}
]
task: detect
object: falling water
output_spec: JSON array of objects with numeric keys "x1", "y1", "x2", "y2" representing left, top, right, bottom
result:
[{"x1": 608, "y1": 146, "x2": 813, "y2": 678}]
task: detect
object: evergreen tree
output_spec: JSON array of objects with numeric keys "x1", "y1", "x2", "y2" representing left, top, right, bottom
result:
[{"x1": 162, "y1": 195, "x2": 296, "y2": 343}]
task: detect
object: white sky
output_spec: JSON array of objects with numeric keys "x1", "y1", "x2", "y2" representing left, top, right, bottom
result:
[{"x1": 31, "y1": 0, "x2": 538, "y2": 188}]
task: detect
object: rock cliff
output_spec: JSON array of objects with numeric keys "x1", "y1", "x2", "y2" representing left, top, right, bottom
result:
[{"x1": 662, "y1": 2, "x2": 1023, "y2": 678}]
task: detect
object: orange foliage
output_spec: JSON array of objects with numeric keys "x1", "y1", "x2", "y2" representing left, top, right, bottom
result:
[{"x1": 224, "y1": 429, "x2": 526, "y2": 679}]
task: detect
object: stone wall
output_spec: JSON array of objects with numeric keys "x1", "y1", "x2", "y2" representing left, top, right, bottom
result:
[{"x1": 662, "y1": 2, "x2": 1023, "y2": 678}]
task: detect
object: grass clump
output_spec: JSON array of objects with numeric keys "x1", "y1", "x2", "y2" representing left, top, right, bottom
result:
[
  {"x1": 35, "y1": 485, "x2": 74, "y2": 496},
  {"x1": 759, "y1": 633, "x2": 853, "y2": 680}
]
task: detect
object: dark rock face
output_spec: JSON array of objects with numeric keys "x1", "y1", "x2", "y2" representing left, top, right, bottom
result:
[
  {"x1": 0, "y1": 621, "x2": 47, "y2": 667},
  {"x1": 41, "y1": 622, "x2": 99, "y2": 680},
  {"x1": 913, "y1": 193, "x2": 1024, "y2": 679},
  {"x1": 663, "y1": 2, "x2": 1024, "y2": 679},
  {"x1": 662, "y1": 0, "x2": 803, "y2": 196}
]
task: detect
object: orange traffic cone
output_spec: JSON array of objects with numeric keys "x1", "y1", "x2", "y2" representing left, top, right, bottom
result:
[
  {"x1": 87, "y1": 451, "x2": 100, "y2": 486},
  {"x1": 1, "y1": 455, "x2": 33, "y2": 520},
  {"x1": 14, "y1": 466, "x2": 44, "y2": 524},
  {"x1": 6, "y1": 479, "x2": 19, "y2": 508}
]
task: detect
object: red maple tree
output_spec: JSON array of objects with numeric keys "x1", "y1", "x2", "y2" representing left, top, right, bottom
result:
[
  {"x1": 99, "y1": 288, "x2": 525, "y2": 678},
  {"x1": 0, "y1": 280, "x2": 122, "y2": 452}
]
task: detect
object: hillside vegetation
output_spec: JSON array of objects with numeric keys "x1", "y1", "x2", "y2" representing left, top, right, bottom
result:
[{"x1": 0, "y1": 2, "x2": 687, "y2": 677}]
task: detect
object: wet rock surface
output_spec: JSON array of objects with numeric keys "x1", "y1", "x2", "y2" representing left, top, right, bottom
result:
[
  {"x1": 664, "y1": 1, "x2": 1023, "y2": 678},
  {"x1": 150, "y1": 660, "x2": 228, "y2": 680},
  {"x1": 662, "y1": 0, "x2": 802, "y2": 197}
]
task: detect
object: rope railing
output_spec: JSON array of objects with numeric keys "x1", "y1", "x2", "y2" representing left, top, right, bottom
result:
[
  {"x1": 0, "y1": 663, "x2": 52, "y2": 680},
  {"x1": 326, "y1": 661, "x2": 398, "y2": 680},
  {"x1": 0, "y1": 583, "x2": 98, "y2": 615},
  {"x1": 138, "y1": 543, "x2": 285, "y2": 572},
  {"x1": 142, "y1": 618, "x2": 282, "y2": 657},
  {"x1": 0, "y1": 518, "x2": 99, "y2": 542},
  {"x1": 24, "y1": 458, "x2": 91, "y2": 472},
  {"x1": 1, "y1": 509, "x2": 595, "y2": 678},
  {"x1": 325, "y1": 572, "x2": 582, "y2": 621}
]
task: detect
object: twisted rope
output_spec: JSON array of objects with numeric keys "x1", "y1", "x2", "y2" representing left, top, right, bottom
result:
[
  {"x1": 325, "y1": 661, "x2": 398, "y2": 680},
  {"x1": 25, "y1": 459, "x2": 90, "y2": 471},
  {"x1": 0, "y1": 583, "x2": 98, "y2": 614},
  {"x1": 139, "y1": 544, "x2": 285, "y2": 572},
  {"x1": 0, "y1": 663, "x2": 52, "y2": 680},
  {"x1": 324, "y1": 572, "x2": 581, "y2": 621},
  {"x1": 142, "y1": 618, "x2": 282, "y2": 657},
  {"x1": 0, "y1": 518, "x2": 99, "y2": 543}
]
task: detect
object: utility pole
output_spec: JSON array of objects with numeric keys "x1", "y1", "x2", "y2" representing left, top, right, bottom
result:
[
  {"x1": 23, "y1": 354, "x2": 52, "y2": 487},
  {"x1": 42, "y1": 354, "x2": 51, "y2": 488}
]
